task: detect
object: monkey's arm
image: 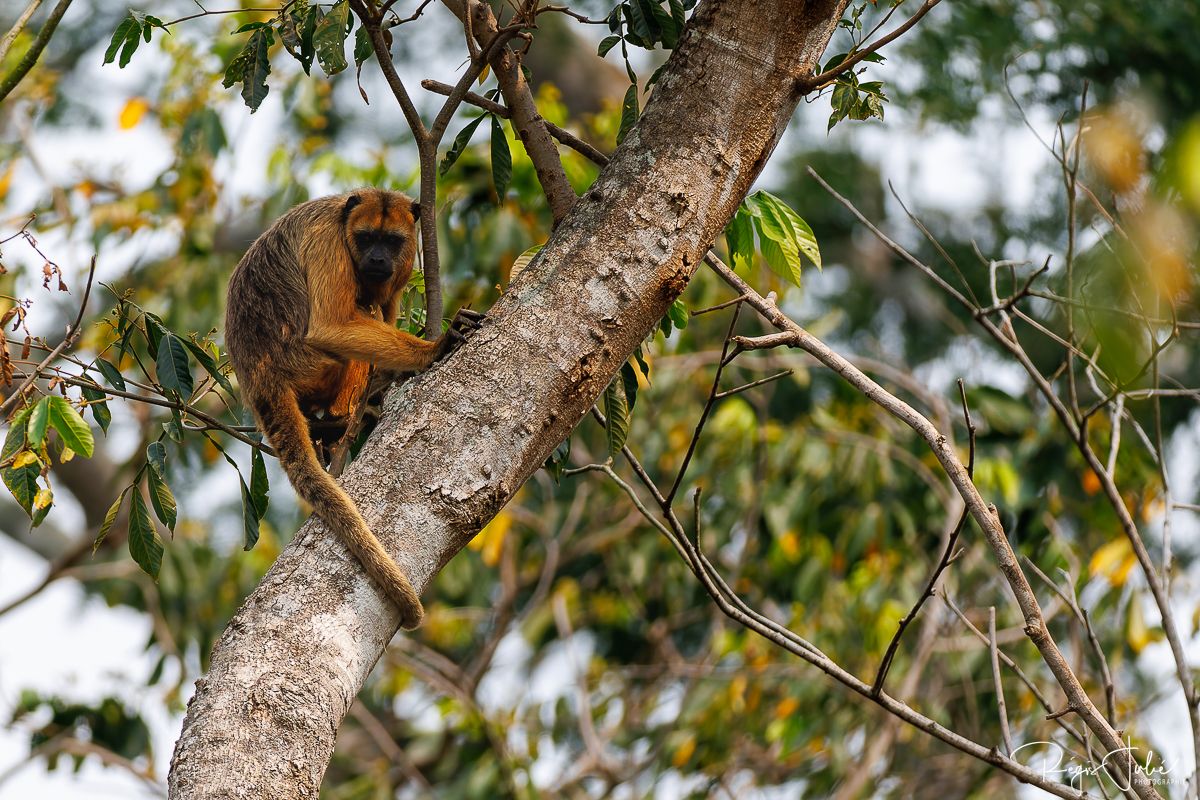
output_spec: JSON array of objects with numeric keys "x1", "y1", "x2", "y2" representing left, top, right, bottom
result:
[{"x1": 307, "y1": 317, "x2": 438, "y2": 372}]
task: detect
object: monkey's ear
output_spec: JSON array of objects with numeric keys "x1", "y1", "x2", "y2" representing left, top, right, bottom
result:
[
  {"x1": 342, "y1": 194, "x2": 363, "y2": 225},
  {"x1": 410, "y1": 200, "x2": 420, "y2": 221}
]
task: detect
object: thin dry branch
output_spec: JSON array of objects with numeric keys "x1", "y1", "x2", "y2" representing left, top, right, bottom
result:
[
  {"x1": 871, "y1": 379, "x2": 975, "y2": 696},
  {"x1": 582, "y1": 412, "x2": 1094, "y2": 799},
  {"x1": 700, "y1": 250, "x2": 1160, "y2": 800},
  {"x1": 808, "y1": 166, "x2": 1197, "y2": 787}
]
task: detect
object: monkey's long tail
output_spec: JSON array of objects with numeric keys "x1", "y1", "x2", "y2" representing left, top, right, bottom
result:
[{"x1": 253, "y1": 385, "x2": 424, "y2": 629}]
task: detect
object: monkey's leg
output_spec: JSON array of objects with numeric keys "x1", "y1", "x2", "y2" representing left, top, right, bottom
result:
[
  {"x1": 327, "y1": 360, "x2": 371, "y2": 418},
  {"x1": 307, "y1": 318, "x2": 439, "y2": 372}
]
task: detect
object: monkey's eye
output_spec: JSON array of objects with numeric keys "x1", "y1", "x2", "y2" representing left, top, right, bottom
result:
[{"x1": 354, "y1": 232, "x2": 406, "y2": 249}]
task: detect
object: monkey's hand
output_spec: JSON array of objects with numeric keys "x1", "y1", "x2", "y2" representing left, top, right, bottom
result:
[{"x1": 434, "y1": 307, "x2": 484, "y2": 361}]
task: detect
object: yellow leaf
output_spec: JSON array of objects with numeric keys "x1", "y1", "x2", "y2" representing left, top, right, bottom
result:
[
  {"x1": 476, "y1": 63, "x2": 490, "y2": 85},
  {"x1": 12, "y1": 450, "x2": 39, "y2": 468},
  {"x1": 778, "y1": 530, "x2": 800, "y2": 560},
  {"x1": 119, "y1": 97, "x2": 150, "y2": 130},
  {"x1": 59, "y1": 447, "x2": 75, "y2": 463},
  {"x1": 469, "y1": 509, "x2": 511, "y2": 567},
  {"x1": 1127, "y1": 598, "x2": 1150, "y2": 654},
  {"x1": 1179, "y1": 120, "x2": 1200, "y2": 215},
  {"x1": 672, "y1": 735, "x2": 695, "y2": 768},
  {"x1": 1090, "y1": 537, "x2": 1136, "y2": 586},
  {"x1": 729, "y1": 674, "x2": 747, "y2": 712},
  {"x1": 0, "y1": 162, "x2": 14, "y2": 201},
  {"x1": 34, "y1": 487, "x2": 52, "y2": 510}
]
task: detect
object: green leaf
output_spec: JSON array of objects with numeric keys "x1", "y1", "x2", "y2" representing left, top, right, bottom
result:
[
  {"x1": 744, "y1": 192, "x2": 815, "y2": 286},
  {"x1": 2, "y1": 460, "x2": 38, "y2": 515},
  {"x1": 633, "y1": 345, "x2": 651, "y2": 382},
  {"x1": 313, "y1": 0, "x2": 350, "y2": 76},
  {"x1": 616, "y1": 83, "x2": 639, "y2": 145},
  {"x1": 669, "y1": 0, "x2": 686, "y2": 29},
  {"x1": 646, "y1": 1, "x2": 678, "y2": 48},
  {"x1": 142, "y1": 311, "x2": 167, "y2": 358},
  {"x1": 1, "y1": 407, "x2": 30, "y2": 463},
  {"x1": 223, "y1": 28, "x2": 274, "y2": 112},
  {"x1": 725, "y1": 207, "x2": 755, "y2": 272},
  {"x1": 823, "y1": 51, "x2": 849, "y2": 72},
  {"x1": 250, "y1": 447, "x2": 269, "y2": 518},
  {"x1": 46, "y1": 397, "x2": 94, "y2": 458},
  {"x1": 183, "y1": 336, "x2": 234, "y2": 394},
  {"x1": 280, "y1": 3, "x2": 317, "y2": 74},
  {"x1": 603, "y1": 376, "x2": 631, "y2": 457},
  {"x1": 119, "y1": 20, "x2": 142, "y2": 67},
  {"x1": 440, "y1": 115, "x2": 485, "y2": 176},
  {"x1": 81, "y1": 386, "x2": 111, "y2": 434},
  {"x1": 543, "y1": 436, "x2": 571, "y2": 484},
  {"x1": 96, "y1": 358, "x2": 126, "y2": 391},
  {"x1": 353, "y1": 25, "x2": 373, "y2": 66},
  {"x1": 240, "y1": 479, "x2": 261, "y2": 551},
  {"x1": 491, "y1": 116, "x2": 512, "y2": 201},
  {"x1": 146, "y1": 441, "x2": 167, "y2": 478},
  {"x1": 26, "y1": 396, "x2": 50, "y2": 448},
  {"x1": 103, "y1": 15, "x2": 140, "y2": 67},
  {"x1": 667, "y1": 298, "x2": 689, "y2": 330},
  {"x1": 94, "y1": 486, "x2": 129, "y2": 553},
  {"x1": 163, "y1": 413, "x2": 183, "y2": 442},
  {"x1": 758, "y1": 234, "x2": 802, "y2": 286},
  {"x1": 128, "y1": 490, "x2": 164, "y2": 579},
  {"x1": 756, "y1": 190, "x2": 821, "y2": 270},
  {"x1": 233, "y1": 21, "x2": 271, "y2": 33},
  {"x1": 626, "y1": 1, "x2": 654, "y2": 46},
  {"x1": 620, "y1": 360, "x2": 639, "y2": 411},
  {"x1": 146, "y1": 466, "x2": 177, "y2": 532},
  {"x1": 597, "y1": 35, "x2": 621, "y2": 57},
  {"x1": 156, "y1": 334, "x2": 194, "y2": 398}
]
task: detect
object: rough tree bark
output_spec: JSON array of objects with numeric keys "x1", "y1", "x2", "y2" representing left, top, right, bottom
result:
[{"x1": 167, "y1": 1, "x2": 850, "y2": 796}]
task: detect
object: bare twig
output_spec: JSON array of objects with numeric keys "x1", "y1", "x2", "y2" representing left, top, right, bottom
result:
[
  {"x1": 347, "y1": 702, "x2": 433, "y2": 793},
  {"x1": 582, "y1": 410, "x2": 1094, "y2": 799},
  {"x1": 871, "y1": 379, "x2": 976, "y2": 696},
  {"x1": 0, "y1": 0, "x2": 44, "y2": 65},
  {"x1": 713, "y1": 369, "x2": 792, "y2": 400},
  {"x1": 810, "y1": 167, "x2": 1196, "y2": 785},
  {"x1": 1021, "y1": 556, "x2": 1118, "y2": 727},
  {"x1": 0, "y1": 0, "x2": 73, "y2": 103},
  {"x1": 989, "y1": 607, "x2": 1014, "y2": 756},
  {"x1": 666, "y1": 302, "x2": 742, "y2": 504}
]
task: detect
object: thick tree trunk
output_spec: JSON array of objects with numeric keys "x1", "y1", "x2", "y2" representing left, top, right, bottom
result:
[{"x1": 167, "y1": 1, "x2": 849, "y2": 796}]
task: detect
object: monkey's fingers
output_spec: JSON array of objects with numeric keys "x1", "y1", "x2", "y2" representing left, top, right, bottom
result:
[{"x1": 450, "y1": 309, "x2": 484, "y2": 333}]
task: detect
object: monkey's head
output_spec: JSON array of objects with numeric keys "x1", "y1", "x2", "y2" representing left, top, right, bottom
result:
[{"x1": 342, "y1": 190, "x2": 420, "y2": 287}]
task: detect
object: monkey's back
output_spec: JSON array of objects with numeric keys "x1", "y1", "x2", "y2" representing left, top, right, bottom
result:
[{"x1": 225, "y1": 197, "x2": 341, "y2": 386}]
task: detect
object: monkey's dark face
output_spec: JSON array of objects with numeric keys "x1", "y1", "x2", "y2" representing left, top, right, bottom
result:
[
  {"x1": 352, "y1": 230, "x2": 407, "y2": 282},
  {"x1": 342, "y1": 191, "x2": 419, "y2": 286}
]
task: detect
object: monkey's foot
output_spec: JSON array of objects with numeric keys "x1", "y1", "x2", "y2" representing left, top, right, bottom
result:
[{"x1": 435, "y1": 307, "x2": 485, "y2": 360}]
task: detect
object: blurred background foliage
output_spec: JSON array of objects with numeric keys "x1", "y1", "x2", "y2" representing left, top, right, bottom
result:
[{"x1": 0, "y1": 0, "x2": 1198, "y2": 797}]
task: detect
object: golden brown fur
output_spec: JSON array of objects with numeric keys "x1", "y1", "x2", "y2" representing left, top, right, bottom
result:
[{"x1": 225, "y1": 188, "x2": 471, "y2": 629}]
